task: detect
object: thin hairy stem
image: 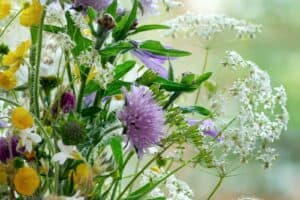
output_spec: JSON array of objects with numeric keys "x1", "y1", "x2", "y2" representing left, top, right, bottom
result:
[
  {"x1": 206, "y1": 175, "x2": 225, "y2": 200},
  {"x1": 0, "y1": 9, "x2": 23, "y2": 38}
]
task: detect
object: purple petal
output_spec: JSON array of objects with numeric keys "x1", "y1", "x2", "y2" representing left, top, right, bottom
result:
[{"x1": 0, "y1": 120, "x2": 7, "y2": 128}]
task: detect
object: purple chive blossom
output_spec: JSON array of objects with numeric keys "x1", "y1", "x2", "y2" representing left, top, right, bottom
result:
[
  {"x1": 140, "y1": 0, "x2": 159, "y2": 15},
  {"x1": 188, "y1": 119, "x2": 219, "y2": 138},
  {"x1": 53, "y1": 91, "x2": 76, "y2": 114},
  {"x1": 131, "y1": 49, "x2": 169, "y2": 78},
  {"x1": 73, "y1": 0, "x2": 112, "y2": 11},
  {"x1": 118, "y1": 86, "x2": 165, "y2": 158},
  {"x1": 0, "y1": 136, "x2": 22, "y2": 163}
]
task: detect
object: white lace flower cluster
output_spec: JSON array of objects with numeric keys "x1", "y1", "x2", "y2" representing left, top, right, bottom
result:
[
  {"x1": 96, "y1": 63, "x2": 115, "y2": 89},
  {"x1": 77, "y1": 49, "x2": 101, "y2": 68},
  {"x1": 164, "y1": 13, "x2": 261, "y2": 40},
  {"x1": 163, "y1": 0, "x2": 184, "y2": 10},
  {"x1": 140, "y1": 167, "x2": 194, "y2": 200},
  {"x1": 219, "y1": 51, "x2": 288, "y2": 167}
]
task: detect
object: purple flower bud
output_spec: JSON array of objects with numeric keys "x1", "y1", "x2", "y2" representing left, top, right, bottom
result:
[
  {"x1": 0, "y1": 136, "x2": 22, "y2": 163},
  {"x1": 53, "y1": 91, "x2": 76, "y2": 114}
]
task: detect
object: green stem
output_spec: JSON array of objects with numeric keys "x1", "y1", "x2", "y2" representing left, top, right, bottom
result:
[
  {"x1": 33, "y1": 10, "x2": 46, "y2": 119},
  {"x1": 65, "y1": 51, "x2": 76, "y2": 96},
  {"x1": 76, "y1": 67, "x2": 90, "y2": 112},
  {"x1": 0, "y1": 9, "x2": 23, "y2": 38},
  {"x1": 0, "y1": 96, "x2": 20, "y2": 107},
  {"x1": 206, "y1": 176, "x2": 224, "y2": 200},
  {"x1": 116, "y1": 143, "x2": 173, "y2": 200},
  {"x1": 194, "y1": 47, "x2": 209, "y2": 105}
]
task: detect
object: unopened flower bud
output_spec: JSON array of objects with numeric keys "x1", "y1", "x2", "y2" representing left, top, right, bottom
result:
[{"x1": 98, "y1": 14, "x2": 116, "y2": 30}]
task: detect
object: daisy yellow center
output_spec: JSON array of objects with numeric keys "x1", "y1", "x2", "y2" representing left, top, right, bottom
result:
[
  {"x1": 19, "y1": 0, "x2": 43, "y2": 27},
  {"x1": 70, "y1": 163, "x2": 91, "y2": 185},
  {"x1": 0, "y1": 0, "x2": 11, "y2": 20},
  {"x1": 13, "y1": 167, "x2": 40, "y2": 196},
  {"x1": 11, "y1": 107, "x2": 34, "y2": 129},
  {"x1": 0, "y1": 70, "x2": 17, "y2": 90}
]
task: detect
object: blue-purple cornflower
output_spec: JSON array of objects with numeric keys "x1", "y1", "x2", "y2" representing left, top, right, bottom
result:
[
  {"x1": 189, "y1": 119, "x2": 219, "y2": 138},
  {"x1": 118, "y1": 86, "x2": 165, "y2": 158},
  {"x1": 73, "y1": 0, "x2": 112, "y2": 12},
  {"x1": 52, "y1": 91, "x2": 76, "y2": 114},
  {"x1": 0, "y1": 136, "x2": 22, "y2": 163},
  {"x1": 131, "y1": 41, "x2": 170, "y2": 78}
]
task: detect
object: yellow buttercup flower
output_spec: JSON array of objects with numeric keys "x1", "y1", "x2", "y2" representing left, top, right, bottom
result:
[
  {"x1": 11, "y1": 107, "x2": 34, "y2": 129},
  {"x1": 2, "y1": 40, "x2": 31, "y2": 72},
  {"x1": 0, "y1": 70, "x2": 17, "y2": 90},
  {"x1": 13, "y1": 167, "x2": 40, "y2": 196},
  {"x1": 19, "y1": 0, "x2": 43, "y2": 27},
  {"x1": 0, "y1": 0, "x2": 11, "y2": 20}
]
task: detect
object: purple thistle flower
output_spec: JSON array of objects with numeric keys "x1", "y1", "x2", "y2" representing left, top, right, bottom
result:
[
  {"x1": 118, "y1": 86, "x2": 165, "y2": 158},
  {"x1": 0, "y1": 136, "x2": 22, "y2": 163},
  {"x1": 53, "y1": 91, "x2": 76, "y2": 114},
  {"x1": 131, "y1": 46, "x2": 170, "y2": 78},
  {"x1": 73, "y1": 0, "x2": 112, "y2": 12}
]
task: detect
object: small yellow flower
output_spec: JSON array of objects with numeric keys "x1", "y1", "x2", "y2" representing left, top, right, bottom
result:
[
  {"x1": 19, "y1": 0, "x2": 43, "y2": 27},
  {"x1": 150, "y1": 166, "x2": 161, "y2": 173},
  {"x1": 0, "y1": 0, "x2": 11, "y2": 20},
  {"x1": 13, "y1": 167, "x2": 40, "y2": 196},
  {"x1": 2, "y1": 40, "x2": 31, "y2": 72},
  {"x1": 0, "y1": 70, "x2": 17, "y2": 90},
  {"x1": 71, "y1": 163, "x2": 92, "y2": 185},
  {"x1": 74, "y1": 64, "x2": 96, "y2": 83},
  {"x1": 11, "y1": 107, "x2": 34, "y2": 129}
]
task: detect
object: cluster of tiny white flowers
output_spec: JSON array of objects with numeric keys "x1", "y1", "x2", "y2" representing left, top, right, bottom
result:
[
  {"x1": 70, "y1": 11, "x2": 89, "y2": 31},
  {"x1": 140, "y1": 167, "x2": 193, "y2": 199},
  {"x1": 45, "y1": 4, "x2": 66, "y2": 26},
  {"x1": 218, "y1": 51, "x2": 289, "y2": 167},
  {"x1": 164, "y1": 13, "x2": 261, "y2": 40},
  {"x1": 166, "y1": 175, "x2": 194, "y2": 200},
  {"x1": 163, "y1": 0, "x2": 184, "y2": 10},
  {"x1": 77, "y1": 49, "x2": 101, "y2": 68},
  {"x1": 96, "y1": 63, "x2": 115, "y2": 89}
]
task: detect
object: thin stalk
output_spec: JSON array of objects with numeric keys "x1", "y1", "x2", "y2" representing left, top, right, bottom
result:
[
  {"x1": 206, "y1": 176, "x2": 224, "y2": 200},
  {"x1": 0, "y1": 96, "x2": 20, "y2": 107},
  {"x1": 0, "y1": 9, "x2": 23, "y2": 38},
  {"x1": 76, "y1": 67, "x2": 90, "y2": 112},
  {"x1": 65, "y1": 51, "x2": 76, "y2": 96},
  {"x1": 116, "y1": 143, "x2": 173, "y2": 200},
  {"x1": 194, "y1": 47, "x2": 209, "y2": 105},
  {"x1": 33, "y1": 10, "x2": 46, "y2": 119}
]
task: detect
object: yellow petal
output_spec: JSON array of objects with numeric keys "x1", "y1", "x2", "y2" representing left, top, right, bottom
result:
[
  {"x1": 15, "y1": 40, "x2": 31, "y2": 57},
  {"x1": 0, "y1": 0, "x2": 11, "y2": 20},
  {"x1": 19, "y1": 0, "x2": 43, "y2": 27},
  {"x1": 0, "y1": 70, "x2": 17, "y2": 90}
]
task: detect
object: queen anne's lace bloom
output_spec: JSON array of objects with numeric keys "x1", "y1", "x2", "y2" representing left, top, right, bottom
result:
[
  {"x1": 118, "y1": 86, "x2": 165, "y2": 157},
  {"x1": 164, "y1": 13, "x2": 261, "y2": 40}
]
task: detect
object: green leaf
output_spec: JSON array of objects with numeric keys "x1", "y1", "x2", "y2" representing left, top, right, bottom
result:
[
  {"x1": 114, "y1": 61, "x2": 136, "y2": 80},
  {"x1": 110, "y1": 137, "x2": 123, "y2": 169},
  {"x1": 147, "y1": 198, "x2": 166, "y2": 200},
  {"x1": 43, "y1": 24, "x2": 65, "y2": 34},
  {"x1": 105, "y1": 0, "x2": 118, "y2": 17},
  {"x1": 104, "y1": 81, "x2": 131, "y2": 96},
  {"x1": 85, "y1": 80, "x2": 101, "y2": 95},
  {"x1": 81, "y1": 106, "x2": 101, "y2": 117},
  {"x1": 195, "y1": 72, "x2": 212, "y2": 85},
  {"x1": 112, "y1": 0, "x2": 138, "y2": 41},
  {"x1": 181, "y1": 106, "x2": 212, "y2": 116},
  {"x1": 99, "y1": 41, "x2": 134, "y2": 57},
  {"x1": 87, "y1": 7, "x2": 97, "y2": 22},
  {"x1": 129, "y1": 24, "x2": 170, "y2": 36},
  {"x1": 139, "y1": 40, "x2": 191, "y2": 57},
  {"x1": 168, "y1": 58, "x2": 174, "y2": 81},
  {"x1": 65, "y1": 11, "x2": 93, "y2": 56},
  {"x1": 124, "y1": 183, "x2": 155, "y2": 200}
]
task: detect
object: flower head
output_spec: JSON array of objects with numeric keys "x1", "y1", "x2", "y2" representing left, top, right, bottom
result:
[
  {"x1": 0, "y1": 136, "x2": 22, "y2": 163},
  {"x1": 73, "y1": 0, "x2": 112, "y2": 12},
  {"x1": 13, "y1": 167, "x2": 40, "y2": 196},
  {"x1": 19, "y1": 0, "x2": 43, "y2": 27},
  {"x1": 2, "y1": 40, "x2": 31, "y2": 72},
  {"x1": 19, "y1": 128, "x2": 41, "y2": 153},
  {"x1": 0, "y1": 0, "x2": 11, "y2": 19},
  {"x1": 52, "y1": 91, "x2": 76, "y2": 114},
  {"x1": 200, "y1": 119, "x2": 218, "y2": 138},
  {"x1": 0, "y1": 70, "x2": 17, "y2": 90},
  {"x1": 11, "y1": 107, "x2": 34, "y2": 130},
  {"x1": 131, "y1": 42, "x2": 169, "y2": 78},
  {"x1": 52, "y1": 140, "x2": 82, "y2": 165},
  {"x1": 118, "y1": 86, "x2": 165, "y2": 158}
]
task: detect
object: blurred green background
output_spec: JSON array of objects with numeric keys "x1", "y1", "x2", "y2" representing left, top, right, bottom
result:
[{"x1": 137, "y1": 0, "x2": 300, "y2": 199}]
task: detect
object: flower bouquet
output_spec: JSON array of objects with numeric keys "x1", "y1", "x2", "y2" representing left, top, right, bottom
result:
[{"x1": 0, "y1": 0, "x2": 288, "y2": 199}]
